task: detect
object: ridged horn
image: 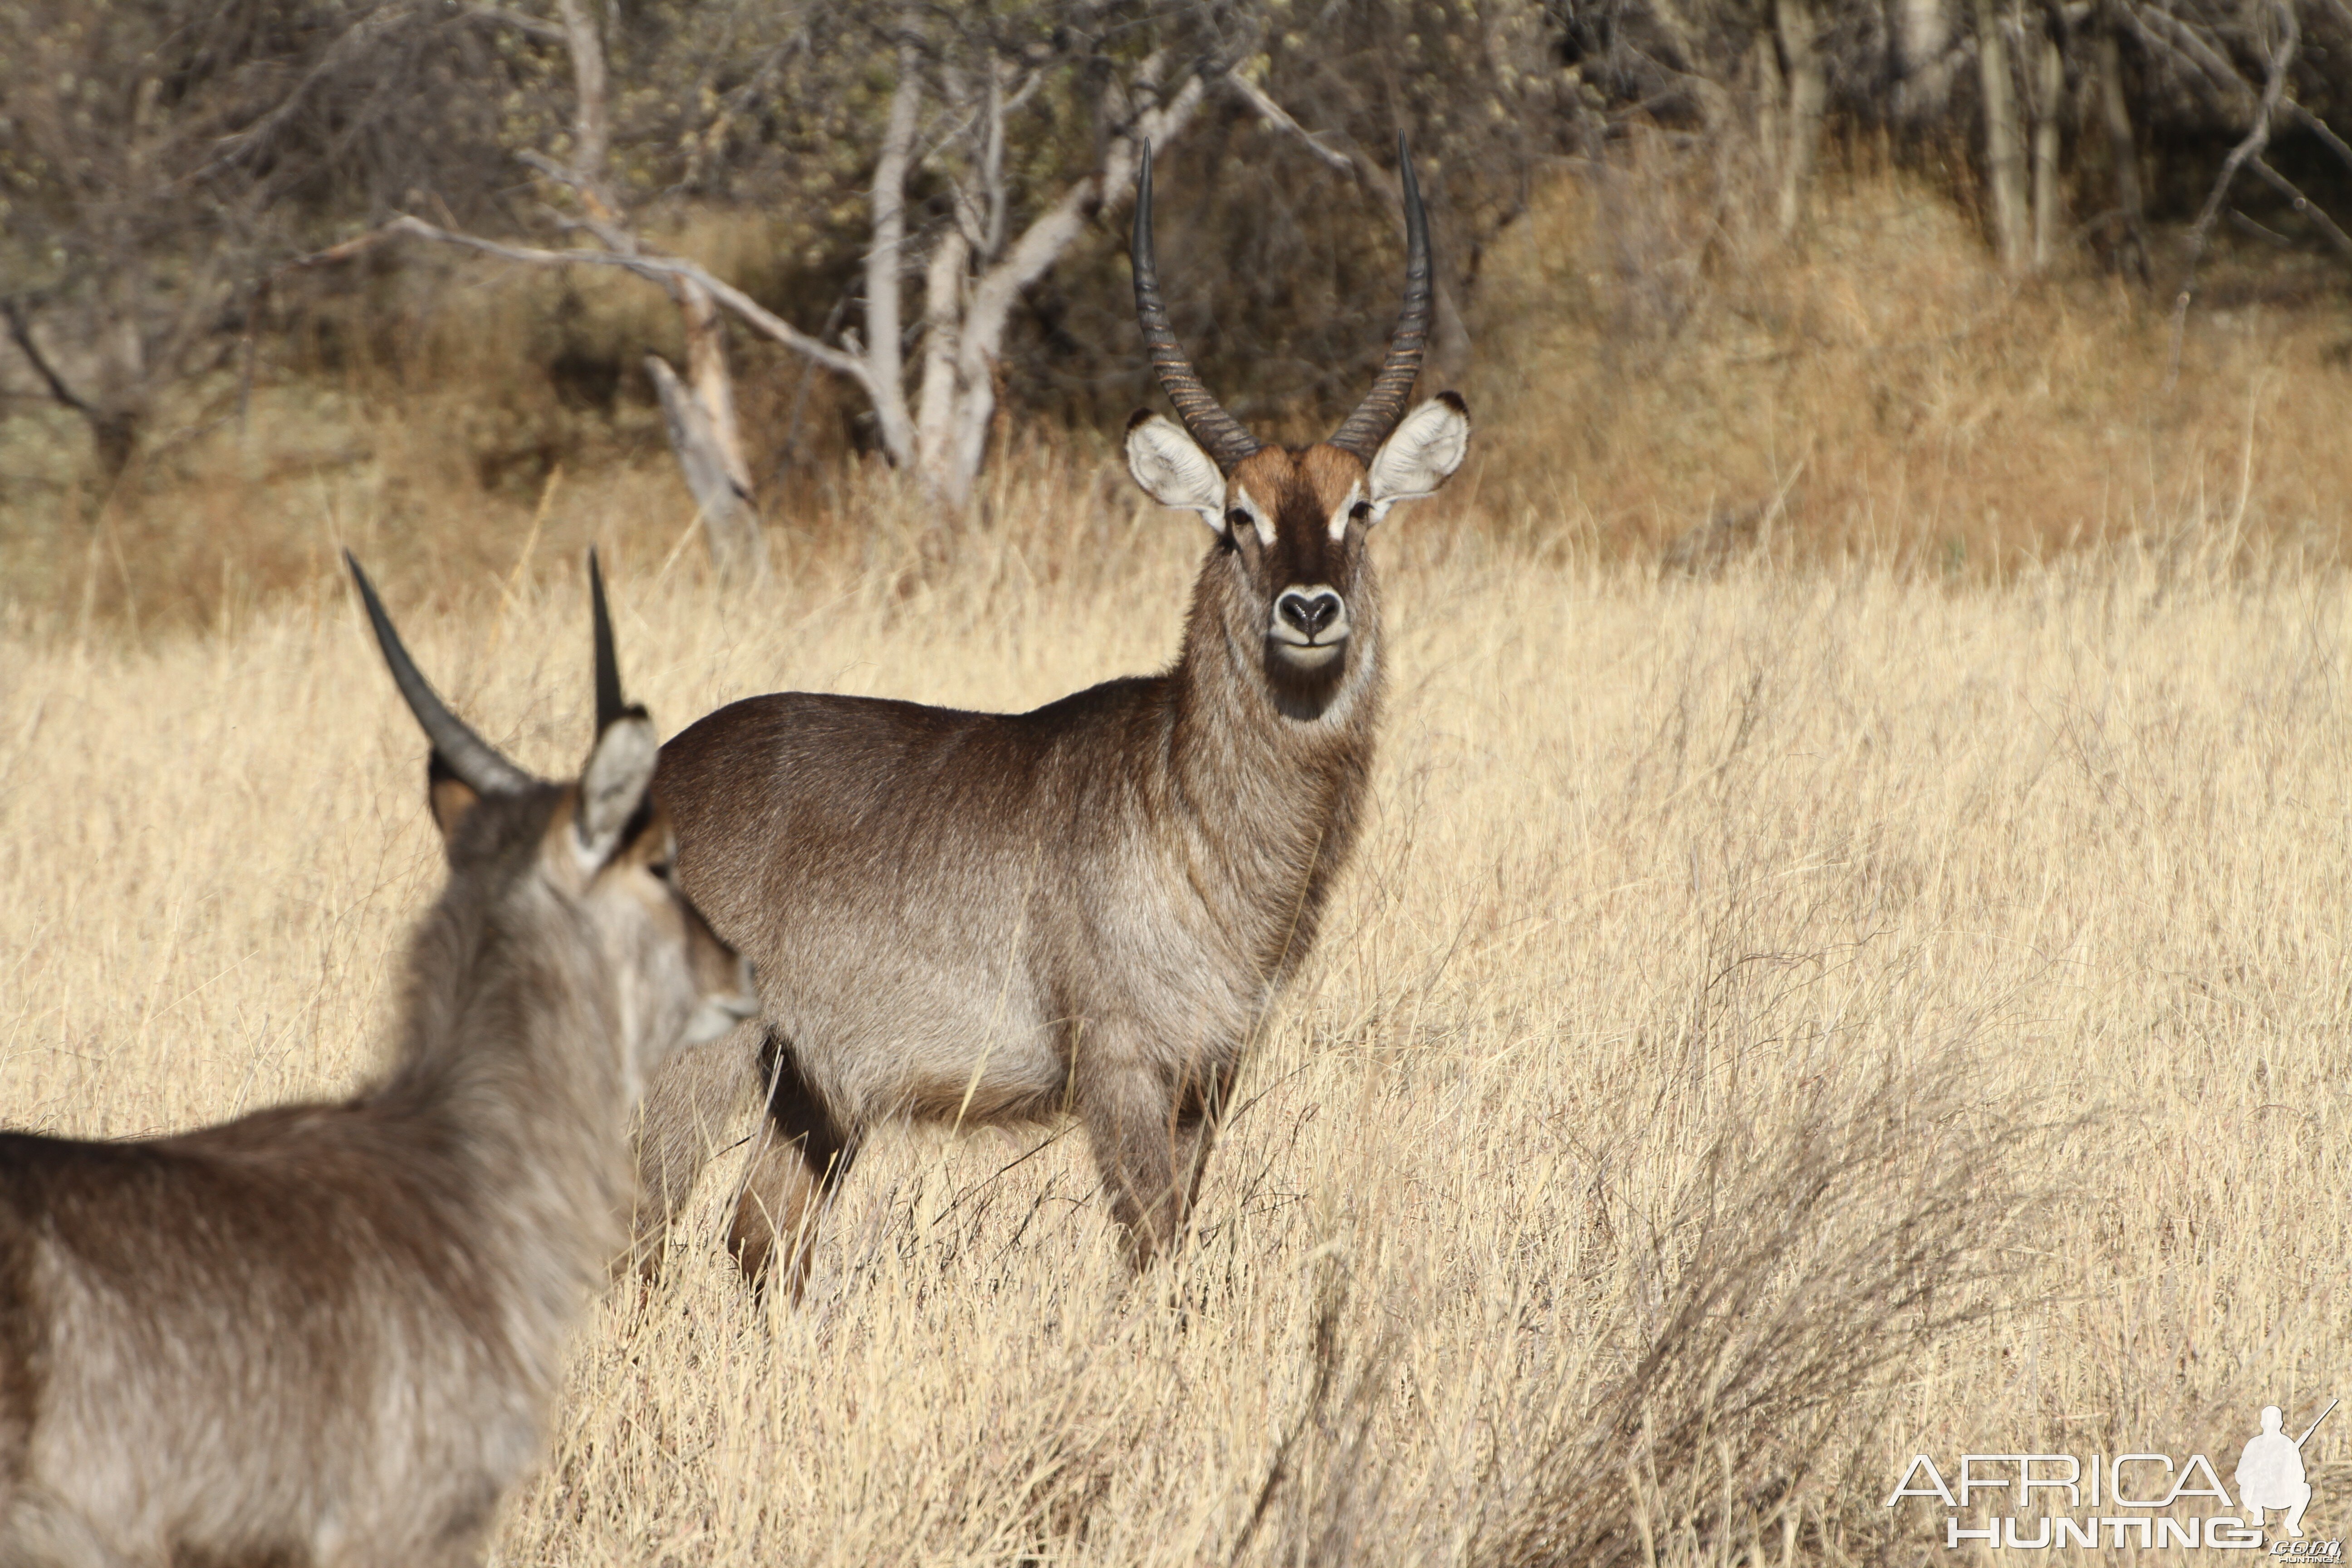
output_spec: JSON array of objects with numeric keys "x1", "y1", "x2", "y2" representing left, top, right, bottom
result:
[
  {"x1": 345, "y1": 552, "x2": 536, "y2": 796},
  {"x1": 1327, "y1": 134, "x2": 1433, "y2": 462},
  {"x1": 588, "y1": 549, "x2": 626, "y2": 733},
  {"x1": 1132, "y1": 140, "x2": 1261, "y2": 472}
]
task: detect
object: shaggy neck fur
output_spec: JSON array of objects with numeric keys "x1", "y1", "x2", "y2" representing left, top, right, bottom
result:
[
  {"x1": 1160, "y1": 538, "x2": 1383, "y2": 989},
  {"x1": 371, "y1": 794, "x2": 635, "y2": 1395}
]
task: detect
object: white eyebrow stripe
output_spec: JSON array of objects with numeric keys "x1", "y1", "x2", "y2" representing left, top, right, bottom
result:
[
  {"x1": 1328, "y1": 479, "x2": 1365, "y2": 540},
  {"x1": 1233, "y1": 483, "x2": 1274, "y2": 547}
]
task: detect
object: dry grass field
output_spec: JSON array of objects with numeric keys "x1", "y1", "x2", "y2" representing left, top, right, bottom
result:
[
  {"x1": 4, "y1": 449, "x2": 2349, "y2": 1562},
  {"x1": 5, "y1": 162, "x2": 2352, "y2": 1562}
]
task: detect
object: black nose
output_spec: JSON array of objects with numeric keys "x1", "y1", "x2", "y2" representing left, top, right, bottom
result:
[{"x1": 1278, "y1": 590, "x2": 1342, "y2": 638}]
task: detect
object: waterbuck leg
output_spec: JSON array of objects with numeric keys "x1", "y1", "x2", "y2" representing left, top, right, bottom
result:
[
  {"x1": 1082, "y1": 1053, "x2": 1233, "y2": 1273},
  {"x1": 629, "y1": 1021, "x2": 761, "y2": 1280},
  {"x1": 727, "y1": 1030, "x2": 857, "y2": 1301}
]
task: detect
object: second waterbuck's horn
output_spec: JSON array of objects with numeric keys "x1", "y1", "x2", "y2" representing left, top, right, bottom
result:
[
  {"x1": 1131, "y1": 140, "x2": 1263, "y2": 472},
  {"x1": 345, "y1": 552, "x2": 536, "y2": 796},
  {"x1": 1326, "y1": 134, "x2": 1433, "y2": 461},
  {"x1": 590, "y1": 549, "x2": 632, "y2": 734}
]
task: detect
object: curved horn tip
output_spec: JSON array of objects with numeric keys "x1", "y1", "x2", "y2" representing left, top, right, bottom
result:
[
  {"x1": 1128, "y1": 139, "x2": 1262, "y2": 471},
  {"x1": 588, "y1": 548, "x2": 626, "y2": 734},
  {"x1": 346, "y1": 550, "x2": 535, "y2": 797},
  {"x1": 1324, "y1": 134, "x2": 1437, "y2": 460}
]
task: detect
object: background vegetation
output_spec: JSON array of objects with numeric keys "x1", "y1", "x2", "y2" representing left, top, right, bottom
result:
[{"x1": 2, "y1": 0, "x2": 2349, "y2": 614}]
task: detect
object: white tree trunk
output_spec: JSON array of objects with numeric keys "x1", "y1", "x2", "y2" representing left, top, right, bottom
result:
[
  {"x1": 1974, "y1": 0, "x2": 2029, "y2": 269},
  {"x1": 1775, "y1": 0, "x2": 1825, "y2": 238},
  {"x1": 646, "y1": 355, "x2": 767, "y2": 581},
  {"x1": 1899, "y1": 0, "x2": 1956, "y2": 120},
  {"x1": 913, "y1": 229, "x2": 970, "y2": 500},
  {"x1": 2029, "y1": 6, "x2": 2066, "y2": 268},
  {"x1": 862, "y1": 52, "x2": 923, "y2": 472},
  {"x1": 674, "y1": 277, "x2": 751, "y2": 495}
]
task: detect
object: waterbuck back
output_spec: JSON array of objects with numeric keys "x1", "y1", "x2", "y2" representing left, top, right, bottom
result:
[
  {"x1": 0, "y1": 556, "x2": 755, "y2": 1568},
  {"x1": 633, "y1": 138, "x2": 1470, "y2": 1298}
]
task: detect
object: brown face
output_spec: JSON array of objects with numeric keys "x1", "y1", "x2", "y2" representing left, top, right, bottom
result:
[
  {"x1": 1218, "y1": 443, "x2": 1377, "y2": 713},
  {"x1": 576, "y1": 800, "x2": 757, "y2": 1050},
  {"x1": 542, "y1": 775, "x2": 759, "y2": 1062}
]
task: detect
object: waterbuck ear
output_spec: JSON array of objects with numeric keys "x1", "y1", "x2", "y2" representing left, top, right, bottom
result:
[
  {"x1": 427, "y1": 759, "x2": 481, "y2": 846},
  {"x1": 1365, "y1": 392, "x2": 1470, "y2": 520},
  {"x1": 1125, "y1": 411, "x2": 1226, "y2": 533},
  {"x1": 576, "y1": 714, "x2": 659, "y2": 866}
]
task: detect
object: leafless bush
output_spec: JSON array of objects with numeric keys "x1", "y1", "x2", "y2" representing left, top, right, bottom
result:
[{"x1": 1465, "y1": 1055, "x2": 2058, "y2": 1567}]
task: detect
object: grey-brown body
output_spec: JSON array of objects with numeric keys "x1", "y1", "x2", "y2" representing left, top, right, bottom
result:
[
  {"x1": 0, "y1": 560, "x2": 756, "y2": 1567},
  {"x1": 635, "y1": 141, "x2": 1469, "y2": 1294},
  {"x1": 643, "y1": 529, "x2": 1383, "y2": 1284}
]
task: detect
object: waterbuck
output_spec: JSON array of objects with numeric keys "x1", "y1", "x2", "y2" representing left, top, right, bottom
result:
[
  {"x1": 0, "y1": 556, "x2": 756, "y2": 1567},
  {"x1": 635, "y1": 139, "x2": 1470, "y2": 1296}
]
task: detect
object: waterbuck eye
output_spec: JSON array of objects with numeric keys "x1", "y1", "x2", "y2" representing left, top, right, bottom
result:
[
  {"x1": 1225, "y1": 509, "x2": 1251, "y2": 534},
  {"x1": 1349, "y1": 501, "x2": 1372, "y2": 524}
]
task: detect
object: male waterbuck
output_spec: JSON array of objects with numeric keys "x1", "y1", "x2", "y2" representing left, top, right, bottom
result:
[
  {"x1": 635, "y1": 140, "x2": 1470, "y2": 1295},
  {"x1": 0, "y1": 557, "x2": 756, "y2": 1567}
]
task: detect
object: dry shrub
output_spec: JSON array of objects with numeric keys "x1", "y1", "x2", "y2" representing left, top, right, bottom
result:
[{"x1": 1468, "y1": 1056, "x2": 2052, "y2": 1567}]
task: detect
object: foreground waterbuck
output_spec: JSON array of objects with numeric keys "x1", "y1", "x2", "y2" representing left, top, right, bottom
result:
[
  {"x1": 0, "y1": 556, "x2": 755, "y2": 1568},
  {"x1": 635, "y1": 139, "x2": 1470, "y2": 1296}
]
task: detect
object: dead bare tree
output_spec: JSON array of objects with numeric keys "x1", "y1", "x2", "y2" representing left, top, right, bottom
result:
[
  {"x1": 309, "y1": 3, "x2": 1234, "y2": 519},
  {"x1": 862, "y1": 14, "x2": 1213, "y2": 508},
  {"x1": 0, "y1": 557, "x2": 756, "y2": 1566},
  {"x1": 0, "y1": 0, "x2": 549, "y2": 482}
]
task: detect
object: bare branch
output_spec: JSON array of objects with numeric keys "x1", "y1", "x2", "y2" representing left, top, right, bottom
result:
[
  {"x1": 553, "y1": 0, "x2": 610, "y2": 197},
  {"x1": 646, "y1": 354, "x2": 767, "y2": 581},
  {"x1": 290, "y1": 217, "x2": 873, "y2": 390},
  {"x1": 2166, "y1": 0, "x2": 2297, "y2": 391},
  {"x1": 2129, "y1": 7, "x2": 2258, "y2": 119},
  {"x1": 466, "y1": 6, "x2": 565, "y2": 44},
  {"x1": 2285, "y1": 103, "x2": 2352, "y2": 181},
  {"x1": 0, "y1": 299, "x2": 98, "y2": 420},
  {"x1": 201, "y1": 3, "x2": 419, "y2": 176},
  {"x1": 2249, "y1": 158, "x2": 2352, "y2": 256},
  {"x1": 1226, "y1": 72, "x2": 1356, "y2": 175},
  {"x1": 943, "y1": 64, "x2": 1207, "y2": 490}
]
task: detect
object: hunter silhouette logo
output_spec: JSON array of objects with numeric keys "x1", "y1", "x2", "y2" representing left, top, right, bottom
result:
[
  {"x1": 2239, "y1": 1400, "x2": 2334, "y2": 1542},
  {"x1": 1885, "y1": 1395, "x2": 2340, "y2": 1552}
]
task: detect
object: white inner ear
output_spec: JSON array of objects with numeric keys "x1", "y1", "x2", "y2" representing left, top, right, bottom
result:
[
  {"x1": 1366, "y1": 397, "x2": 1472, "y2": 522},
  {"x1": 1126, "y1": 415, "x2": 1226, "y2": 533},
  {"x1": 576, "y1": 714, "x2": 658, "y2": 866}
]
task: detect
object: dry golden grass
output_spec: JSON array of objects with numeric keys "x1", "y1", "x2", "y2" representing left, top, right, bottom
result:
[
  {"x1": 3, "y1": 445, "x2": 2348, "y2": 1560},
  {"x1": 1475, "y1": 145, "x2": 2352, "y2": 570}
]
